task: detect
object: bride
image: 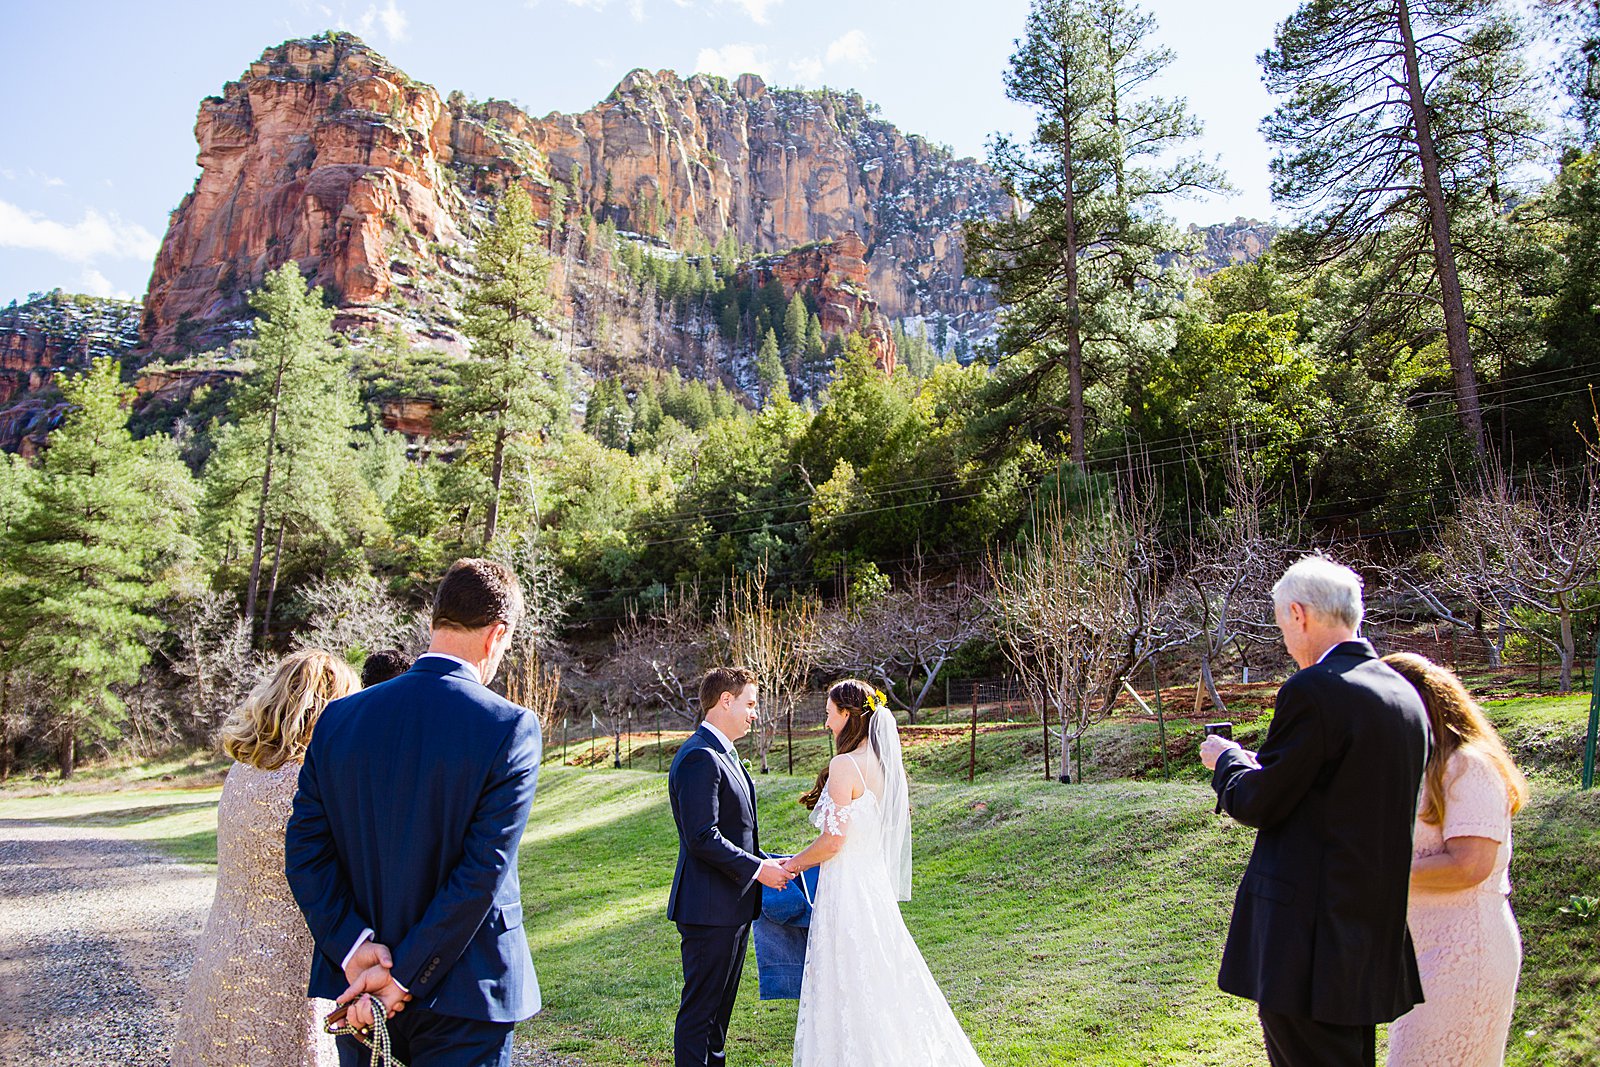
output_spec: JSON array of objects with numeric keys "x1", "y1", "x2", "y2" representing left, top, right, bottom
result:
[{"x1": 781, "y1": 679, "x2": 985, "y2": 1067}]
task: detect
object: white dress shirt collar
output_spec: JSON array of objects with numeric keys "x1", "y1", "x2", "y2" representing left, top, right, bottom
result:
[
  {"x1": 416, "y1": 652, "x2": 481, "y2": 684},
  {"x1": 700, "y1": 720, "x2": 736, "y2": 755}
]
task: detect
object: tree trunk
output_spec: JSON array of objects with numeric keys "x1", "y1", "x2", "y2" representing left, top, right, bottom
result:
[
  {"x1": 1397, "y1": 0, "x2": 1487, "y2": 460},
  {"x1": 1200, "y1": 652, "x2": 1227, "y2": 715},
  {"x1": 262, "y1": 520, "x2": 288, "y2": 645},
  {"x1": 1559, "y1": 605, "x2": 1576, "y2": 693},
  {"x1": 57, "y1": 730, "x2": 74, "y2": 779},
  {"x1": 243, "y1": 369, "x2": 287, "y2": 636},
  {"x1": 484, "y1": 422, "x2": 508, "y2": 546},
  {"x1": 1063, "y1": 95, "x2": 1086, "y2": 467}
]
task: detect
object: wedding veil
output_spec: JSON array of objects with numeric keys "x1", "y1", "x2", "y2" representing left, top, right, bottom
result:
[{"x1": 868, "y1": 701, "x2": 913, "y2": 901}]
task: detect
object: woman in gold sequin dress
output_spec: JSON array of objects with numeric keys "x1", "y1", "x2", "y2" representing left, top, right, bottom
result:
[{"x1": 171, "y1": 650, "x2": 359, "y2": 1067}]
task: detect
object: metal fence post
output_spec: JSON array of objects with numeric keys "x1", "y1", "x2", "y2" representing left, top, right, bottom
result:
[{"x1": 1584, "y1": 630, "x2": 1598, "y2": 791}]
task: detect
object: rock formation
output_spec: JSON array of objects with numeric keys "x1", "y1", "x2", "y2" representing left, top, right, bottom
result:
[
  {"x1": 141, "y1": 34, "x2": 1010, "y2": 359},
  {"x1": 0, "y1": 293, "x2": 141, "y2": 453},
  {"x1": 142, "y1": 34, "x2": 470, "y2": 354},
  {"x1": 734, "y1": 232, "x2": 896, "y2": 372}
]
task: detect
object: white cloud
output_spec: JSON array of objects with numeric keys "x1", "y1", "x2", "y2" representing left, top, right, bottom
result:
[
  {"x1": 825, "y1": 28, "x2": 873, "y2": 67},
  {"x1": 0, "y1": 199, "x2": 160, "y2": 264},
  {"x1": 788, "y1": 55, "x2": 824, "y2": 84},
  {"x1": 78, "y1": 268, "x2": 132, "y2": 301},
  {"x1": 325, "y1": 0, "x2": 410, "y2": 43},
  {"x1": 717, "y1": 0, "x2": 780, "y2": 23},
  {"x1": 694, "y1": 42, "x2": 772, "y2": 80}
]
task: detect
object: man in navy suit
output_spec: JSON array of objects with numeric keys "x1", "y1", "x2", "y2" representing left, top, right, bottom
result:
[
  {"x1": 287, "y1": 558, "x2": 542, "y2": 1067},
  {"x1": 1201, "y1": 556, "x2": 1429, "y2": 1067},
  {"x1": 667, "y1": 667, "x2": 794, "y2": 1067}
]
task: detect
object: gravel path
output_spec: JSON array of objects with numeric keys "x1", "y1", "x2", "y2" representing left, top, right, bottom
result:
[{"x1": 0, "y1": 816, "x2": 580, "y2": 1066}]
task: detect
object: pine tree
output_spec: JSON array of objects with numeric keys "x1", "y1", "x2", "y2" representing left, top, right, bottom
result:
[
  {"x1": 0, "y1": 360, "x2": 195, "y2": 776},
  {"x1": 208, "y1": 262, "x2": 352, "y2": 636},
  {"x1": 444, "y1": 185, "x2": 565, "y2": 545},
  {"x1": 782, "y1": 291, "x2": 810, "y2": 375},
  {"x1": 1261, "y1": 0, "x2": 1544, "y2": 458},
  {"x1": 969, "y1": 0, "x2": 1225, "y2": 462},
  {"x1": 756, "y1": 328, "x2": 788, "y2": 405}
]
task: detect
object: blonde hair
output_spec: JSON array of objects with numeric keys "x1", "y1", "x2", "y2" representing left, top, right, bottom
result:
[
  {"x1": 1382, "y1": 652, "x2": 1529, "y2": 826},
  {"x1": 221, "y1": 649, "x2": 360, "y2": 771}
]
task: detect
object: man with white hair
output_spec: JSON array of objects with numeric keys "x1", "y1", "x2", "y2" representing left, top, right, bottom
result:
[{"x1": 1200, "y1": 555, "x2": 1430, "y2": 1067}]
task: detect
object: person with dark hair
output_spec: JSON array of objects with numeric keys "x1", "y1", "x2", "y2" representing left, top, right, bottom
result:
[
  {"x1": 287, "y1": 558, "x2": 541, "y2": 1067},
  {"x1": 781, "y1": 680, "x2": 984, "y2": 1066},
  {"x1": 1382, "y1": 653, "x2": 1528, "y2": 1067},
  {"x1": 667, "y1": 666, "x2": 793, "y2": 1067},
  {"x1": 360, "y1": 649, "x2": 413, "y2": 689}
]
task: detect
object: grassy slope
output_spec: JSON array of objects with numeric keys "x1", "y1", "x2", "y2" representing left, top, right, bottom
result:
[{"x1": 3, "y1": 695, "x2": 1595, "y2": 1065}]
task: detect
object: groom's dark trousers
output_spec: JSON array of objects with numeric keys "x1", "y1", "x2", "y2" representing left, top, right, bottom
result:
[
  {"x1": 667, "y1": 725, "x2": 764, "y2": 1067},
  {"x1": 288, "y1": 656, "x2": 542, "y2": 1067}
]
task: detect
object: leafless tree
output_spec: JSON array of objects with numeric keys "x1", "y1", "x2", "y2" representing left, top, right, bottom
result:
[
  {"x1": 165, "y1": 587, "x2": 265, "y2": 735},
  {"x1": 291, "y1": 574, "x2": 413, "y2": 663},
  {"x1": 1431, "y1": 462, "x2": 1600, "y2": 692},
  {"x1": 1180, "y1": 453, "x2": 1297, "y2": 712},
  {"x1": 818, "y1": 553, "x2": 991, "y2": 723},
  {"x1": 989, "y1": 479, "x2": 1188, "y2": 781},
  {"x1": 505, "y1": 649, "x2": 563, "y2": 740},
  {"x1": 713, "y1": 561, "x2": 819, "y2": 773},
  {"x1": 613, "y1": 584, "x2": 709, "y2": 726}
]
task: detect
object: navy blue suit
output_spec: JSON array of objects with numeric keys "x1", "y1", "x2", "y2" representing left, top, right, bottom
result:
[
  {"x1": 287, "y1": 656, "x2": 541, "y2": 1066},
  {"x1": 667, "y1": 725, "x2": 763, "y2": 1067}
]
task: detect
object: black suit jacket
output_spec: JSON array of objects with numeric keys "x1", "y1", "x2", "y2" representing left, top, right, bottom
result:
[
  {"x1": 1212, "y1": 640, "x2": 1430, "y2": 1026},
  {"x1": 667, "y1": 725, "x2": 763, "y2": 926},
  {"x1": 286, "y1": 657, "x2": 542, "y2": 1022}
]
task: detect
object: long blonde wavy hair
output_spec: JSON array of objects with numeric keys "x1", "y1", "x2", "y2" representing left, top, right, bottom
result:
[
  {"x1": 221, "y1": 649, "x2": 360, "y2": 771},
  {"x1": 1382, "y1": 652, "x2": 1529, "y2": 827}
]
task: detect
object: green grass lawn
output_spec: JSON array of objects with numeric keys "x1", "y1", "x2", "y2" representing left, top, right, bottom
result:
[{"x1": 3, "y1": 693, "x2": 1596, "y2": 1065}]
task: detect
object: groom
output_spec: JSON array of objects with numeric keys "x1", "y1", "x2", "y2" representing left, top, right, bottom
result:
[
  {"x1": 667, "y1": 667, "x2": 793, "y2": 1067},
  {"x1": 287, "y1": 558, "x2": 542, "y2": 1067}
]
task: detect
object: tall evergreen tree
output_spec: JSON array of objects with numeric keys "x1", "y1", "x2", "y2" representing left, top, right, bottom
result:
[
  {"x1": 969, "y1": 0, "x2": 1224, "y2": 463},
  {"x1": 444, "y1": 185, "x2": 565, "y2": 546},
  {"x1": 1260, "y1": 0, "x2": 1544, "y2": 458},
  {"x1": 208, "y1": 262, "x2": 353, "y2": 636},
  {"x1": 756, "y1": 328, "x2": 788, "y2": 406},
  {"x1": 783, "y1": 291, "x2": 810, "y2": 375},
  {"x1": 0, "y1": 360, "x2": 194, "y2": 776}
]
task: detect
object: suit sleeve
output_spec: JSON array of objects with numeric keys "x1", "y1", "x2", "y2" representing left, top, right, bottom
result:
[
  {"x1": 676, "y1": 749, "x2": 763, "y2": 886},
  {"x1": 389, "y1": 713, "x2": 542, "y2": 997},
  {"x1": 1212, "y1": 675, "x2": 1326, "y2": 830},
  {"x1": 285, "y1": 736, "x2": 373, "y2": 971}
]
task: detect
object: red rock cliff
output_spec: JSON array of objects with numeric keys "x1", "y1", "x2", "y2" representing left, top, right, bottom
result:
[
  {"x1": 142, "y1": 34, "x2": 468, "y2": 354},
  {"x1": 735, "y1": 233, "x2": 896, "y2": 372},
  {"x1": 142, "y1": 36, "x2": 1007, "y2": 357}
]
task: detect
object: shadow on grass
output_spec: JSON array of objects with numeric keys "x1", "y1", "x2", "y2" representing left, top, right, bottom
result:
[{"x1": 0, "y1": 800, "x2": 220, "y2": 829}]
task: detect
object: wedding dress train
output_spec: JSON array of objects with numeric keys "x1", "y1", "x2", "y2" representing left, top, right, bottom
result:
[{"x1": 792, "y1": 752, "x2": 984, "y2": 1067}]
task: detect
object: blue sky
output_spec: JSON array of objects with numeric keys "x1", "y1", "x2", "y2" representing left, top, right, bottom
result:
[{"x1": 0, "y1": 0, "x2": 1300, "y2": 307}]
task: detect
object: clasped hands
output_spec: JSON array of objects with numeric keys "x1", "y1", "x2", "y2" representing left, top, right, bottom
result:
[
  {"x1": 756, "y1": 857, "x2": 798, "y2": 888},
  {"x1": 337, "y1": 940, "x2": 413, "y2": 1031}
]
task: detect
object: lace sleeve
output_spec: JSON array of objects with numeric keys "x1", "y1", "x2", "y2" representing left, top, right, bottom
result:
[
  {"x1": 1442, "y1": 748, "x2": 1511, "y2": 844},
  {"x1": 819, "y1": 794, "x2": 855, "y2": 836}
]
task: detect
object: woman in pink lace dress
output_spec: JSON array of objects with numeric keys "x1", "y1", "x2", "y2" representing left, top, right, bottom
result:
[
  {"x1": 1382, "y1": 654, "x2": 1530, "y2": 1067},
  {"x1": 171, "y1": 649, "x2": 359, "y2": 1067}
]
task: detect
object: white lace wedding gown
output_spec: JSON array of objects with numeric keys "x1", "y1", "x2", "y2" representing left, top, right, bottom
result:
[{"x1": 793, "y1": 752, "x2": 984, "y2": 1067}]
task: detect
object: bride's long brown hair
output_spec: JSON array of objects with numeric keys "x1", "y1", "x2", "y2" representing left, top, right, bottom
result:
[
  {"x1": 799, "y1": 679, "x2": 876, "y2": 810},
  {"x1": 1383, "y1": 652, "x2": 1528, "y2": 826}
]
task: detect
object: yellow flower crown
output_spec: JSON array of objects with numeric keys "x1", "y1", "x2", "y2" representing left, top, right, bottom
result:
[{"x1": 864, "y1": 688, "x2": 888, "y2": 715}]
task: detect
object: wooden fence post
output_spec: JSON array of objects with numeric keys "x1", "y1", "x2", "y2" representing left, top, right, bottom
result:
[
  {"x1": 968, "y1": 690, "x2": 978, "y2": 783},
  {"x1": 1041, "y1": 700, "x2": 1052, "y2": 781}
]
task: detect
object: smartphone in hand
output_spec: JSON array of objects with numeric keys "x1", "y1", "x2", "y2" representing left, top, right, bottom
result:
[{"x1": 1204, "y1": 722, "x2": 1233, "y2": 741}]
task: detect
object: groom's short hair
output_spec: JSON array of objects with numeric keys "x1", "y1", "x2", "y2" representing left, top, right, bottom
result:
[
  {"x1": 432, "y1": 558, "x2": 525, "y2": 632},
  {"x1": 700, "y1": 666, "x2": 756, "y2": 715}
]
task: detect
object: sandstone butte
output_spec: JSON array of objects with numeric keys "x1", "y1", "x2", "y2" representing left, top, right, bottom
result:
[{"x1": 142, "y1": 31, "x2": 1012, "y2": 366}]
